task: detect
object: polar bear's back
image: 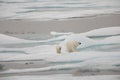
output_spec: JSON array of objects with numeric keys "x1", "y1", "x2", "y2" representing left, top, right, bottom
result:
[{"x1": 66, "y1": 40, "x2": 80, "y2": 52}]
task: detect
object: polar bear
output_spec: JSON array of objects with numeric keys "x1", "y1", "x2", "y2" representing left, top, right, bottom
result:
[
  {"x1": 56, "y1": 40, "x2": 81, "y2": 53},
  {"x1": 66, "y1": 40, "x2": 81, "y2": 52},
  {"x1": 56, "y1": 45, "x2": 61, "y2": 54}
]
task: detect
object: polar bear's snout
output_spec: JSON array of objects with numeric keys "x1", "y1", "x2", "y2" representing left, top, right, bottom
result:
[{"x1": 78, "y1": 42, "x2": 81, "y2": 45}]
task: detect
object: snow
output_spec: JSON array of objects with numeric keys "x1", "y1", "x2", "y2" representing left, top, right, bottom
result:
[
  {"x1": 0, "y1": 0, "x2": 120, "y2": 21},
  {"x1": 0, "y1": 45, "x2": 55, "y2": 61},
  {"x1": 82, "y1": 27, "x2": 120, "y2": 37},
  {"x1": 0, "y1": 75, "x2": 120, "y2": 80},
  {"x1": 50, "y1": 31, "x2": 73, "y2": 36},
  {"x1": 0, "y1": 57, "x2": 119, "y2": 74},
  {"x1": 50, "y1": 27, "x2": 120, "y2": 37},
  {"x1": 102, "y1": 36, "x2": 120, "y2": 43},
  {"x1": 0, "y1": 51, "x2": 119, "y2": 74},
  {"x1": 0, "y1": 34, "x2": 67, "y2": 45},
  {"x1": 0, "y1": 34, "x2": 29, "y2": 44}
]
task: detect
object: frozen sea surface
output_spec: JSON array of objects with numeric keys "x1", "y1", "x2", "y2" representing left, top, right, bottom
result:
[
  {"x1": 0, "y1": 0, "x2": 120, "y2": 20},
  {"x1": 0, "y1": 27, "x2": 120, "y2": 79}
]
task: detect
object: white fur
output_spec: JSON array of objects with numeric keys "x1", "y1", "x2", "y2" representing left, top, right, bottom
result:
[
  {"x1": 56, "y1": 45, "x2": 61, "y2": 54},
  {"x1": 56, "y1": 40, "x2": 80, "y2": 53},
  {"x1": 66, "y1": 40, "x2": 80, "y2": 52}
]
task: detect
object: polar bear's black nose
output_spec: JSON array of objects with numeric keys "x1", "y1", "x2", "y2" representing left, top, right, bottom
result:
[{"x1": 78, "y1": 42, "x2": 81, "y2": 45}]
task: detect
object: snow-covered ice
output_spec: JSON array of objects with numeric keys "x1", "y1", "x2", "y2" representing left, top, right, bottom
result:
[{"x1": 0, "y1": 27, "x2": 120, "y2": 80}]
